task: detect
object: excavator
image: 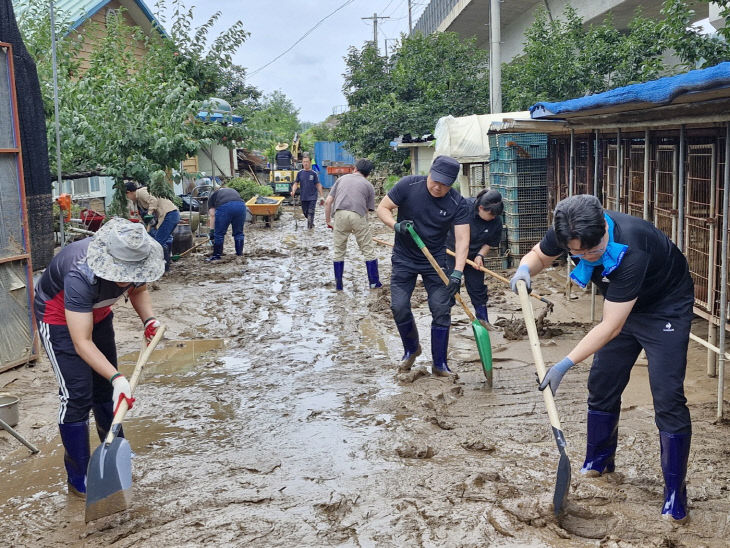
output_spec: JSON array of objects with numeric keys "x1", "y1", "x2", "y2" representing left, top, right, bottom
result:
[{"x1": 269, "y1": 133, "x2": 302, "y2": 200}]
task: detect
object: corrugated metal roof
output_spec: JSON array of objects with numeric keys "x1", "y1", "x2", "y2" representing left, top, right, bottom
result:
[{"x1": 13, "y1": 0, "x2": 163, "y2": 34}]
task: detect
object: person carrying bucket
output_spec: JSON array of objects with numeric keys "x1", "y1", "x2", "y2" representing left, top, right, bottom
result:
[
  {"x1": 34, "y1": 218, "x2": 164, "y2": 496},
  {"x1": 376, "y1": 155, "x2": 470, "y2": 377},
  {"x1": 445, "y1": 188, "x2": 504, "y2": 330},
  {"x1": 324, "y1": 158, "x2": 381, "y2": 291},
  {"x1": 508, "y1": 194, "x2": 694, "y2": 523}
]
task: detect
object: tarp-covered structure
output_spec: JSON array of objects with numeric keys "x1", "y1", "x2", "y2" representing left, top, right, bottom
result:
[{"x1": 434, "y1": 112, "x2": 531, "y2": 162}]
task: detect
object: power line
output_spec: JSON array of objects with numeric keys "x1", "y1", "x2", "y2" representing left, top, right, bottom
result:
[{"x1": 248, "y1": 0, "x2": 356, "y2": 78}]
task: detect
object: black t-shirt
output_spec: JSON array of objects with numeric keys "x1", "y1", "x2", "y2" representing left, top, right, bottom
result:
[
  {"x1": 208, "y1": 187, "x2": 243, "y2": 209},
  {"x1": 388, "y1": 175, "x2": 470, "y2": 264},
  {"x1": 276, "y1": 150, "x2": 293, "y2": 169},
  {"x1": 446, "y1": 197, "x2": 502, "y2": 257},
  {"x1": 539, "y1": 210, "x2": 694, "y2": 315}
]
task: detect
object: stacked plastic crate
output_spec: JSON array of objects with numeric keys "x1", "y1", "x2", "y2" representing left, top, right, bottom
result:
[{"x1": 488, "y1": 133, "x2": 549, "y2": 266}]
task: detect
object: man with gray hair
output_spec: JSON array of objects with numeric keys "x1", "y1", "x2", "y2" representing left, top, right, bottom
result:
[{"x1": 324, "y1": 159, "x2": 381, "y2": 290}]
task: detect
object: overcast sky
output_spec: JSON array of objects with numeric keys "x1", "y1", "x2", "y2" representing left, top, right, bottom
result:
[{"x1": 157, "y1": 0, "x2": 427, "y2": 124}]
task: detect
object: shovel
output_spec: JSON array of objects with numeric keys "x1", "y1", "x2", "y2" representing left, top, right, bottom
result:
[
  {"x1": 85, "y1": 326, "x2": 166, "y2": 522},
  {"x1": 445, "y1": 248, "x2": 554, "y2": 309},
  {"x1": 516, "y1": 280, "x2": 570, "y2": 515},
  {"x1": 171, "y1": 238, "x2": 210, "y2": 261},
  {"x1": 0, "y1": 417, "x2": 39, "y2": 454}
]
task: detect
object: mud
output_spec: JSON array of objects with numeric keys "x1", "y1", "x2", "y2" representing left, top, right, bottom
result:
[{"x1": 1, "y1": 205, "x2": 729, "y2": 547}]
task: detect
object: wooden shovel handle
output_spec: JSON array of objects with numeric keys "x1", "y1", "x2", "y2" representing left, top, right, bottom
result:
[
  {"x1": 445, "y1": 248, "x2": 553, "y2": 306},
  {"x1": 104, "y1": 326, "x2": 166, "y2": 444},
  {"x1": 516, "y1": 281, "x2": 563, "y2": 431},
  {"x1": 177, "y1": 238, "x2": 209, "y2": 259}
]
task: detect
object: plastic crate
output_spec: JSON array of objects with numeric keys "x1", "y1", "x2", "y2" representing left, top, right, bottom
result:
[
  {"x1": 497, "y1": 143, "x2": 547, "y2": 161},
  {"x1": 483, "y1": 254, "x2": 511, "y2": 270},
  {"x1": 495, "y1": 133, "x2": 548, "y2": 159},
  {"x1": 498, "y1": 172, "x2": 547, "y2": 187},
  {"x1": 504, "y1": 200, "x2": 549, "y2": 216},
  {"x1": 488, "y1": 134, "x2": 498, "y2": 149},
  {"x1": 491, "y1": 158, "x2": 547, "y2": 175},
  {"x1": 506, "y1": 225, "x2": 548, "y2": 242},
  {"x1": 498, "y1": 185, "x2": 547, "y2": 202},
  {"x1": 509, "y1": 240, "x2": 541, "y2": 256}
]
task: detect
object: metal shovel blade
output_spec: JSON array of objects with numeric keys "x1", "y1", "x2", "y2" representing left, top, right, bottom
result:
[
  {"x1": 551, "y1": 426, "x2": 571, "y2": 515},
  {"x1": 470, "y1": 319, "x2": 493, "y2": 385},
  {"x1": 85, "y1": 436, "x2": 132, "y2": 522}
]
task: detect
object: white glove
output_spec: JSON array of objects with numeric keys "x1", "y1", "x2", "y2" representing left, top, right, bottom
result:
[{"x1": 111, "y1": 373, "x2": 134, "y2": 414}]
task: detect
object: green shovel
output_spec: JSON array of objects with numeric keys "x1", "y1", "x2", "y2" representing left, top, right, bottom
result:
[{"x1": 405, "y1": 224, "x2": 493, "y2": 386}]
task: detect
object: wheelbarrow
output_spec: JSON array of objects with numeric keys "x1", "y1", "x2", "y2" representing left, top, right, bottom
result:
[{"x1": 246, "y1": 195, "x2": 285, "y2": 227}]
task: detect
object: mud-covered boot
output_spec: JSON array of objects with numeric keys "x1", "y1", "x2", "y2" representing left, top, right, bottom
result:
[
  {"x1": 234, "y1": 237, "x2": 244, "y2": 256},
  {"x1": 660, "y1": 431, "x2": 691, "y2": 523},
  {"x1": 431, "y1": 325, "x2": 454, "y2": 377},
  {"x1": 580, "y1": 410, "x2": 619, "y2": 477},
  {"x1": 396, "y1": 318, "x2": 421, "y2": 372},
  {"x1": 474, "y1": 304, "x2": 500, "y2": 331},
  {"x1": 334, "y1": 261, "x2": 344, "y2": 291},
  {"x1": 92, "y1": 401, "x2": 125, "y2": 442},
  {"x1": 206, "y1": 242, "x2": 223, "y2": 262},
  {"x1": 58, "y1": 421, "x2": 90, "y2": 496},
  {"x1": 365, "y1": 259, "x2": 382, "y2": 289}
]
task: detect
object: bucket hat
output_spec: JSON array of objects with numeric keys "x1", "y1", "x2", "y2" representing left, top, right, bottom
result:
[
  {"x1": 429, "y1": 155, "x2": 461, "y2": 186},
  {"x1": 275, "y1": 142, "x2": 289, "y2": 151},
  {"x1": 87, "y1": 218, "x2": 164, "y2": 282}
]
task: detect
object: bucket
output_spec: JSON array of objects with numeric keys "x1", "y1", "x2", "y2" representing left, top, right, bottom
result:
[
  {"x1": 0, "y1": 393, "x2": 19, "y2": 427},
  {"x1": 171, "y1": 223, "x2": 194, "y2": 256}
]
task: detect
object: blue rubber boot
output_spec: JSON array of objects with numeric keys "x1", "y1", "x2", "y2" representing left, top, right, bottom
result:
[
  {"x1": 396, "y1": 318, "x2": 421, "y2": 371},
  {"x1": 92, "y1": 401, "x2": 124, "y2": 443},
  {"x1": 580, "y1": 410, "x2": 619, "y2": 476},
  {"x1": 474, "y1": 304, "x2": 489, "y2": 323},
  {"x1": 334, "y1": 261, "x2": 344, "y2": 291},
  {"x1": 431, "y1": 325, "x2": 454, "y2": 377},
  {"x1": 234, "y1": 237, "x2": 244, "y2": 256},
  {"x1": 206, "y1": 242, "x2": 223, "y2": 262},
  {"x1": 365, "y1": 260, "x2": 382, "y2": 289},
  {"x1": 58, "y1": 421, "x2": 90, "y2": 496},
  {"x1": 660, "y1": 431, "x2": 691, "y2": 523}
]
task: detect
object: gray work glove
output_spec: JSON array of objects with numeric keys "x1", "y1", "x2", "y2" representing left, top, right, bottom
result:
[
  {"x1": 510, "y1": 264, "x2": 532, "y2": 294},
  {"x1": 393, "y1": 220, "x2": 413, "y2": 236},
  {"x1": 537, "y1": 357, "x2": 575, "y2": 396}
]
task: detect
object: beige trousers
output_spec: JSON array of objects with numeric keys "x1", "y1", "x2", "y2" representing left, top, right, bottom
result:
[{"x1": 332, "y1": 209, "x2": 376, "y2": 261}]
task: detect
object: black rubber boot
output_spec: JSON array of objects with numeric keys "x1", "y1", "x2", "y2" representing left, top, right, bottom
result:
[
  {"x1": 431, "y1": 325, "x2": 454, "y2": 377},
  {"x1": 396, "y1": 318, "x2": 421, "y2": 371}
]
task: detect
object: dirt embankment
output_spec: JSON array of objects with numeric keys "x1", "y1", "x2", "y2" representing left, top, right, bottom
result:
[{"x1": 1, "y1": 205, "x2": 729, "y2": 547}]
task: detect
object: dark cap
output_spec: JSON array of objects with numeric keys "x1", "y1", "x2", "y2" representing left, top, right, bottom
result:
[
  {"x1": 125, "y1": 181, "x2": 138, "y2": 193},
  {"x1": 429, "y1": 155, "x2": 460, "y2": 186}
]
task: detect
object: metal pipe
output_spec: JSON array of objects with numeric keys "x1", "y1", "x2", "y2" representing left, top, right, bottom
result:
[
  {"x1": 616, "y1": 128, "x2": 622, "y2": 211},
  {"x1": 50, "y1": 1, "x2": 65, "y2": 246},
  {"x1": 489, "y1": 0, "x2": 502, "y2": 114},
  {"x1": 708, "y1": 323, "x2": 718, "y2": 377},
  {"x1": 643, "y1": 129, "x2": 650, "y2": 221},
  {"x1": 594, "y1": 130, "x2": 600, "y2": 197},
  {"x1": 678, "y1": 125, "x2": 685, "y2": 251},
  {"x1": 708, "y1": 143, "x2": 718, "y2": 356},
  {"x1": 568, "y1": 128, "x2": 575, "y2": 197},
  {"x1": 690, "y1": 332, "x2": 730, "y2": 361},
  {"x1": 717, "y1": 124, "x2": 729, "y2": 420},
  {"x1": 672, "y1": 144, "x2": 679, "y2": 243}
]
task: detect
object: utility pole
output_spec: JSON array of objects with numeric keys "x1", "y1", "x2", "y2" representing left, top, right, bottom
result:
[
  {"x1": 384, "y1": 38, "x2": 396, "y2": 62},
  {"x1": 362, "y1": 12, "x2": 390, "y2": 53},
  {"x1": 408, "y1": 0, "x2": 413, "y2": 34},
  {"x1": 489, "y1": 0, "x2": 502, "y2": 114}
]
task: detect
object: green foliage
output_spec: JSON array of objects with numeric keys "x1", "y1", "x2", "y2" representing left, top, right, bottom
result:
[
  {"x1": 148, "y1": 170, "x2": 177, "y2": 201},
  {"x1": 383, "y1": 175, "x2": 400, "y2": 193},
  {"x1": 335, "y1": 33, "x2": 490, "y2": 171},
  {"x1": 226, "y1": 177, "x2": 273, "y2": 202},
  {"x1": 502, "y1": 1, "x2": 730, "y2": 111},
  {"x1": 246, "y1": 90, "x2": 301, "y2": 157}
]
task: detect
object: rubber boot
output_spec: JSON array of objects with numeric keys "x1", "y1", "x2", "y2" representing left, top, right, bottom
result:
[
  {"x1": 365, "y1": 259, "x2": 382, "y2": 289},
  {"x1": 474, "y1": 304, "x2": 500, "y2": 331},
  {"x1": 58, "y1": 421, "x2": 90, "y2": 496},
  {"x1": 334, "y1": 261, "x2": 344, "y2": 291},
  {"x1": 396, "y1": 319, "x2": 421, "y2": 372},
  {"x1": 660, "y1": 431, "x2": 691, "y2": 523},
  {"x1": 92, "y1": 401, "x2": 124, "y2": 443},
  {"x1": 580, "y1": 410, "x2": 620, "y2": 477},
  {"x1": 235, "y1": 238, "x2": 244, "y2": 256},
  {"x1": 431, "y1": 325, "x2": 454, "y2": 377},
  {"x1": 207, "y1": 241, "x2": 223, "y2": 262}
]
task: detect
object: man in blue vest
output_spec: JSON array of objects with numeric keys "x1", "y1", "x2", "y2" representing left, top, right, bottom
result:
[{"x1": 377, "y1": 155, "x2": 470, "y2": 377}]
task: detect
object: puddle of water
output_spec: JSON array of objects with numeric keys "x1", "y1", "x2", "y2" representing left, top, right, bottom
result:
[
  {"x1": 118, "y1": 339, "x2": 225, "y2": 376},
  {"x1": 359, "y1": 317, "x2": 388, "y2": 355}
]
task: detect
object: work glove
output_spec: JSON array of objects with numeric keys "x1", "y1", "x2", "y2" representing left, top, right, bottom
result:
[
  {"x1": 208, "y1": 229, "x2": 215, "y2": 242},
  {"x1": 319, "y1": 198, "x2": 325, "y2": 206},
  {"x1": 447, "y1": 270, "x2": 462, "y2": 298},
  {"x1": 110, "y1": 373, "x2": 134, "y2": 415},
  {"x1": 142, "y1": 214, "x2": 155, "y2": 225},
  {"x1": 393, "y1": 220, "x2": 414, "y2": 236},
  {"x1": 143, "y1": 317, "x2": 160, "y2": 344},
  {"x1": 537, "y1": 357, "x2": 575, "y2": 396},
  {"x1": 326, "y1": 223, "x2": 333, "y2": 229},
  {"x1": 510, "y1": 264, "x2": 532, "y2": 294}
]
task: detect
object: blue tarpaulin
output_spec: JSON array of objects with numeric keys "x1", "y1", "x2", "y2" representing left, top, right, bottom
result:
[
  {"x1": 530, "y1": 62, "x2": 730, "y2": 118},
  {"x1": 196, "y1": 111, "x2": 243, "y2": 124}
]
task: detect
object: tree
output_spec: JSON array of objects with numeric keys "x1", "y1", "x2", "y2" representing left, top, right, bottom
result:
[
  {"x1": 246, "y1": 90, "x2": 301, "y2": 158},
  {"x1": 336, "y1": 33, "x2": 490, "y2": 171}
]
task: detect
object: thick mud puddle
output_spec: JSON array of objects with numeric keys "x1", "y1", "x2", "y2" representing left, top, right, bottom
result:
[{"x1": 1, "y1": 205, "x2": 729, "y2": 547}]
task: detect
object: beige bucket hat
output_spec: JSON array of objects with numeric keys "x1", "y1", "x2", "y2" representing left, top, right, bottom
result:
[
  {"x1": 86, "y1": 218, "x2": 164, "y2": 282},
  {"x1": 275, "y1": 142, "x2": 289, "y2": 151}
]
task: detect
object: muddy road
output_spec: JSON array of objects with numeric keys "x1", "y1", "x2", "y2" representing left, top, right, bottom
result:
[{"x1": 1, "y1": 205, "x2": 729, "y2": 547}]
